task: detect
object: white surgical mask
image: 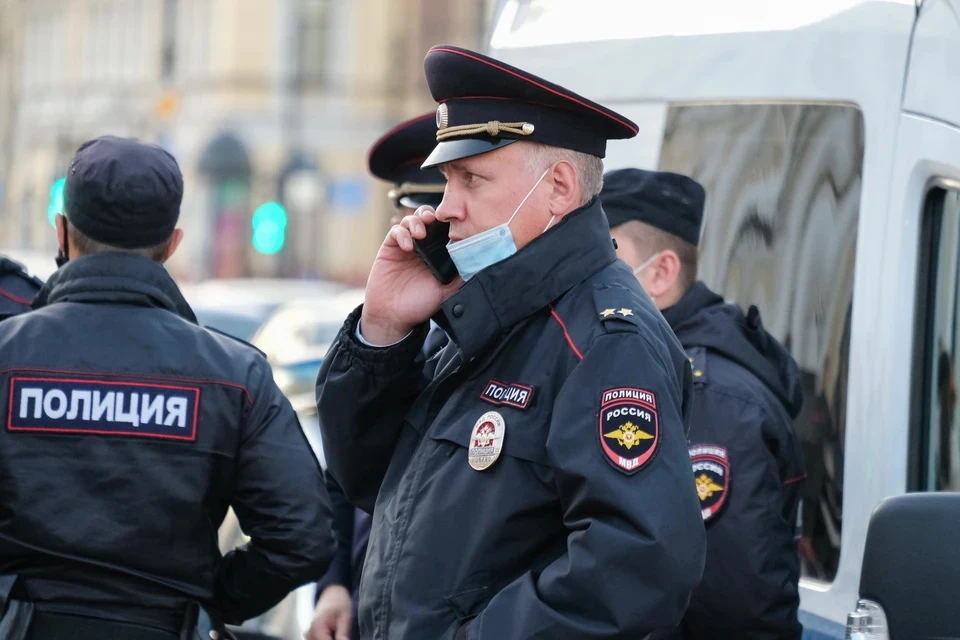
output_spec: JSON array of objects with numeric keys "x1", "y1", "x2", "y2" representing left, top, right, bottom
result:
[{"x1": 446, "y1": 166, "x2": 553, "y2": 281}]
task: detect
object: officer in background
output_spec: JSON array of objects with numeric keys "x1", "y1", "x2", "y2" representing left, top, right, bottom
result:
[
  {"x1": 307, "y1": 112, "x2": 449, "y2": 640},
  {"x1": 0, "y1": 256, "x2": 43, "y2": 318},
  {"x1": 0, "y1": 136, "x2": 334, "y2": 639},
  {"x1": 378, "y1": 113, "x2": 448, "y2": 225},
  {"x1": 317, "y1": 46, "x2": 705, "y2": 640},
  {"x1": 602, "y1": 168, "x2": 806, "y2": 639}
]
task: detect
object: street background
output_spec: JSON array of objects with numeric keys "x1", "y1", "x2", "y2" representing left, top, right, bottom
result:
[{"x1": 0, "y1": 0, "x2": 500, "y2": 286}]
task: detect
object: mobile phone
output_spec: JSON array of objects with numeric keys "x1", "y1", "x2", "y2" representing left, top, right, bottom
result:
[{"x1": 413, "y1": 221, "x2": 458, "y2": 285}]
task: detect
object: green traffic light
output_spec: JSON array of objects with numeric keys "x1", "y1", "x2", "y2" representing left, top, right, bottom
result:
[
  {"x1": 251, "y1": 201, "x2": 288, "y2": 254},
  {"x1": 48, "y1": 177, "x2": 66, "y2": 227}
]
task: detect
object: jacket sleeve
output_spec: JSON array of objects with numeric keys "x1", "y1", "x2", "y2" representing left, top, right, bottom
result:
[
  {"x1": 215, "y1": 361, "x2": 336, "y2": 624},
  {"x1": 471, "y1": 333, "x2": 706, "y2": 639},
  {"x1": 315, "y1": 473, "x2": 356, "y2": 596},
  {"x1": 683, "y1": 387, "x2": 804, "y2": 638},
  {"x1": 315, "y1": 306, "x2": 431, "y2": 512}
]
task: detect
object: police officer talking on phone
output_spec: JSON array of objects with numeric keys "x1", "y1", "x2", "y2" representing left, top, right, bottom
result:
[
  {"x1": 0, "y1": 136, "x2": 335, "y2": 639},
  {"x1": 308, "y1": 112, "x2": 449, "y2": 640},
  {"x1": 316, "y1": 46, "x2": 705, "y2": 640},
  {"x1": 602, "y1": 168, "x2": 806, "y2": 639}
]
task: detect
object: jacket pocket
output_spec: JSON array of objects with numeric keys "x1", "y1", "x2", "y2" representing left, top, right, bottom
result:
[{"x1": 444, "y1": 585, "x2": 490, "y2": 621}]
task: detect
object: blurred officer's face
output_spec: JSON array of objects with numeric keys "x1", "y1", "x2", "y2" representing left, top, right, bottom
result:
[
  {"x1": 611, "y1": 224, "x2": 681, "y2": 310},
  {"x1": 434, "y1": 142, "x2": 580, "y2": 250}
]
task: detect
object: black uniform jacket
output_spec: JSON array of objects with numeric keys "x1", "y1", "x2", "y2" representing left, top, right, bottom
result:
[
  {"x1": 0, "y1": 253, "x2": 334, "y2": 631},
  {"x1": 657, "y1": 282, "x2": 806, "y2": 640},
  {"x1": 317, "y1": 198, "x2": 706, "y2": 640}
]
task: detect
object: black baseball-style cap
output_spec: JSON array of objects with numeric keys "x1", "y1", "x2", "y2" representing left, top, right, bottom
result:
[
  {"x1": 421, "y1": 45, "x2": 638, "y2": 168},
  {"x1": 601, "y1": 168, "x2": 706, "y2": 246},
  {"x1": 368, "y1": 114, "x2": 446, "y2": 209},
  {"x1": 64, "y1": 135, "x2": 183, "y2": 249}
]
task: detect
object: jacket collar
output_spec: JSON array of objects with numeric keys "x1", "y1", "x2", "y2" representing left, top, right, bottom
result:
[
  {"x1": 660, "y1": 281, "x2": 724, "y2": 332},
  {"x1": 437, "y1": 197, "x2": 617, "y2": 360},
  {"x1": 32, "y1": 252, "x2": 197, "y2": 323}
]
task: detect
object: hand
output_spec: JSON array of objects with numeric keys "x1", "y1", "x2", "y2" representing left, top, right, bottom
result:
[
  {"x1": 304, "y1": 585, "x2": 353, "y2": 640},
  {"x1": 361, "y1": 206, "x2": 461, "y2": 345}
]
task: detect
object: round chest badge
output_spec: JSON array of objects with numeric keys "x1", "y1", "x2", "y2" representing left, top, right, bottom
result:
[{"x1": 468, "y1": 411, "x2": 506, "y2": 471}]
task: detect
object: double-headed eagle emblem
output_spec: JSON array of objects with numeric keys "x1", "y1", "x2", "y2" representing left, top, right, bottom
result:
[{"x1": 603, "y1": 421, "x2": 654, "y2": 450}]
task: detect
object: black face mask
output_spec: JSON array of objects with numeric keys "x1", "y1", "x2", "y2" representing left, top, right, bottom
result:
[{"x1": 55, "y1": 217, "x2": 69, "y2": 268}]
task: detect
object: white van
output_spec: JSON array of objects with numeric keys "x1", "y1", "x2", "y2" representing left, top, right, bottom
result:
[{"x1": 486, "y1": 1, "x2": 960, "y2": 637}]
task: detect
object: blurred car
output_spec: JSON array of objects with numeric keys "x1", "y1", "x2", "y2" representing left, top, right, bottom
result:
[
  {"x1": 181, "y1": 278, "x2": 348, "y2": 340},
  {"x1": 270, "y1": 347, "x2": 326, "y2": 399},
  {"x1": 251, "y1": 288, "x2": 365, "y2": 364},
  {"x1": 0, "y1": 248, "x2": 58, "y2": 282}
]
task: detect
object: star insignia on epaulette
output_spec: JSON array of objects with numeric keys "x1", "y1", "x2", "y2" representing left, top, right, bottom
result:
[
  {"x1": 617, "y1": 308, "x2": 633, "y2": 317},
  {"x1": 600, "y1": 308, "x2": 616, "y2": 318}
]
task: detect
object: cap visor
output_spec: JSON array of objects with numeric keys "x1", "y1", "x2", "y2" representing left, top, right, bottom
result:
[
  {"x1": 421, "y1": 138, "x2": 517, "y2": 169},
  {"x1": 399, "y1": 193, "x2": 444, "y2": 209}
]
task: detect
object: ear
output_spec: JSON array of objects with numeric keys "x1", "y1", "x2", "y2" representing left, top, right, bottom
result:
[
  {"x1": 161, "y1": 228, "x2": 185, "y2": 264},
  {"x1": 546, "y1": 160, "x2": 581, "y2": 218},
  {"x1": 55, "y1": 214, "x2": 67, "y2": 252},
  {"x1": 646, "y1": 250, "x2": 682, "y2": 299}
]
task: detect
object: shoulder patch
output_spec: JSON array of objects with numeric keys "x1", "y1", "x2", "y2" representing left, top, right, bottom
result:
[
  {"x1": 593, "y1": 284, "x2": 644, "y2": 331},
  {"x1": 689, "y1": 444, "x2": 730, "y2": 522},
  {"x1": 204, "y1": 326, "x2": 267, "y2": 358},
  {"x1": 599, "y1": 387, "x2": 661, "y2": 474}
]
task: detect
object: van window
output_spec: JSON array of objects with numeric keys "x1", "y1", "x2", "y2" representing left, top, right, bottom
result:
[
  {"x1": 658, "y1": 103, "x2": 864, "y2": 583},
  {"x1": 914, "y1": 186, "x2": 960, "y2": 492}
]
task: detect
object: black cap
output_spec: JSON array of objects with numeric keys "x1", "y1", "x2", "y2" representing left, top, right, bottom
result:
[
  {"x1": 600, "y1": 168, "x2": 705, "y2": 246},
  {"x1": 64, "y1": 136, "x2": 183, "y2": 249},
  {"x1": 421, "y1": 45, "x2": 638, "y2": 168},
  {"x1": 368, "y1": 113, "x2": 446, "y2": 209}
]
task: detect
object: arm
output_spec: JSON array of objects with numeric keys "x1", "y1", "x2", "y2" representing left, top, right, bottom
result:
[
  {"x1": 470, "y1": 333, "x2": 706, "y2": 639},
  {"x1": 316, "y1": 306, "x2": 431, "y2": 511},
  {"x1": 215, "y1": 364, "x2": 335, "y2": 624}
]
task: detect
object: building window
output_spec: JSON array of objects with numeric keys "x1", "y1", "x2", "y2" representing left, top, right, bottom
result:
[
  {"x1": 297, "y1": 0, "x2": 332, "y2": 88},
  {"x1": 658, "y1": 103, "x2": 865, "y2": 583},
  {"x1": 161, "y1": 0, "x2": 177, "y2": 80},
  {"x1": 914, "y1": 186, "x2": 960, "y2": 492}
]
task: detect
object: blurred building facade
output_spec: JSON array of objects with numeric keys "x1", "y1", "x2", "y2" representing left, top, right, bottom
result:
[{"x1": 0, "y1": 0, "x2": 499, "y2": 284}]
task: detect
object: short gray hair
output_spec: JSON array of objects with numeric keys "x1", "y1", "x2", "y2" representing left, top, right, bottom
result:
[{"x1": 521, "y1": 142, "x2": 604, "y2": 206}]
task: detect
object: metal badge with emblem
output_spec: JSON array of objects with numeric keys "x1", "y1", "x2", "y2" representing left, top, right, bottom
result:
[
  {"x1": 599, "y1": 387, "x2": 661, "y2": 474},
  {"x1": 436, "y1": 103, "x2": 449, "y2": 130},
  {"x1": 689, "y1": 445, "x2": 730, "y2": 522},
  {"x1": 468, "y1": 411, "x2": 506, "y2": 471}
]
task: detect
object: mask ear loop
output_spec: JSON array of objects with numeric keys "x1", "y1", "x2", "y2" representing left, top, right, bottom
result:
[
  {"x1": 506, "y1": 165, "x2": 552, "y2": 231},
  {"x1": 633, "y1": 251, "x2": 661, "y2": 275}
]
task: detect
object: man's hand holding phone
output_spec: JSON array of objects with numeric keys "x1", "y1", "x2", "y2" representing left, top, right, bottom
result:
[{"x1": 360, "y1": 206, "x2": 461, "y2": 346}]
